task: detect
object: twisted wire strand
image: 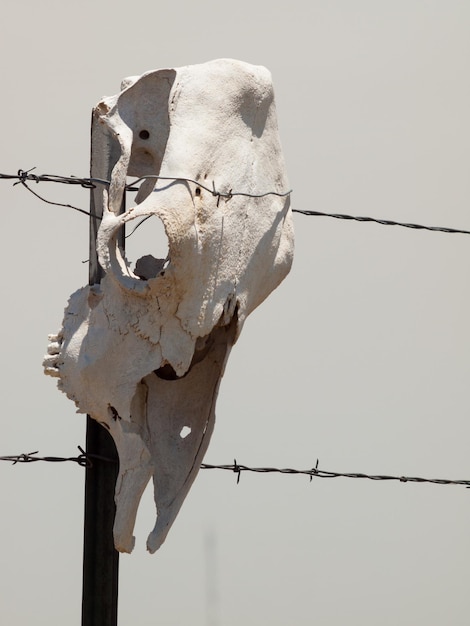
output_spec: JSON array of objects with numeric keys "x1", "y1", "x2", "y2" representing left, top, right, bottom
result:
[
  {"x1": 126, "y1": 175, "x2": 292, "y2": 199},
  {"x1": 295, "y1": 209, "x2": 470, "y2": 236}
]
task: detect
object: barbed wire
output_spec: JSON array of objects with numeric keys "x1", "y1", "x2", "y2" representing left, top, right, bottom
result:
[
  {"x1": 200, "y1": 461, "x2": 470, "y2": 488},
  {"x1": 0, "y1": 448, "x2": 120, "y2": 469},
  {"x1": 1, "y1": 169, "x2": 99, "y2": 217},
  {"x1": 1, "y1": 449, "x2": 469, "y2": 489},
  {"x1": 0, "y1": 169, "x2": 291, "y2": 215},
  {"x1": 127, "y1": 174, "x2": 293, "y2": 200},
  {"x1": 2, "y1": 168, "x2": 470, "y2": 236}
]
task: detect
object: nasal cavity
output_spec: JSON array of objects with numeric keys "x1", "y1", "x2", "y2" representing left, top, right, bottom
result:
[{"x1": 124, "y1": 214, "x2": 170, "y2": 280}]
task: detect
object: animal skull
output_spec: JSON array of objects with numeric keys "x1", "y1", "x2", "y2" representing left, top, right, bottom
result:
[{"x1": 44, "y1": 59, "x2": 294, "y2": 553}]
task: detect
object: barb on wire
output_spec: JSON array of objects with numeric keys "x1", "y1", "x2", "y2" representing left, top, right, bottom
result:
[
  {"x1": 2, "y1": 449, "x2": 468, "y2": 490},
  {"x1": 200, "y1": 460, "x2": 470, "y2": 489}
]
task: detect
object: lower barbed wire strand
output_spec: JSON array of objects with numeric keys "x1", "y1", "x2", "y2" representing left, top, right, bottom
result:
[
  {"x1": 1, "y1": 450, "x2": 469, "y2": 489},
  {"x1": 200, "y1": 463, "x2": 470, "y2": 487}
]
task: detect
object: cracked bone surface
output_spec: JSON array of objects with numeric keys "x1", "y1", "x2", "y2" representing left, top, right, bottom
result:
[{"x1": 44, "y1": 59, "x2": 294, "y2": 553}]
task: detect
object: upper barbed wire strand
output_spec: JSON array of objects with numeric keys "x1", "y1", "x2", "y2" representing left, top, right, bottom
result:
[{"x1": 2, "y1": 169, "x2": 470, "y2": 235}]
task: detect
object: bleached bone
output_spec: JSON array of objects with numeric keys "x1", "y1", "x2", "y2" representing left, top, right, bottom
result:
[{"x1": 44, "y1": 59, "x2": 294, "y2": 553}]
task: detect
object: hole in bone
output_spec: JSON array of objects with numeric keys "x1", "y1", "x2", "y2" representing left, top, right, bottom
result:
[
  {"x1": 139, "y1": 129, "x2": 150, "y2": 140},
  {"x1": 124, "y1": 214, "x2": 169, "y2": 280},
  {"x1": 134, "y1": 255, "x2": 166, "y2": 280},
  {"x1": 154, "y1": 363, "x2": 180, "y2": 380},
  {"x1": 179, "y1": 426, "x2": 192, "y2": 439}
]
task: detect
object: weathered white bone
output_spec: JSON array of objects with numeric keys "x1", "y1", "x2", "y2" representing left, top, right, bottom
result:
[{"x1": 44, "y1": 59, "x2": 294, "y2": 553}]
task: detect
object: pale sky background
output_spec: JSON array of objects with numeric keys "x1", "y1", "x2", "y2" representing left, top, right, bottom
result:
[{"x1": 2, "y1": 2, "x2": 470, "y2": 625}]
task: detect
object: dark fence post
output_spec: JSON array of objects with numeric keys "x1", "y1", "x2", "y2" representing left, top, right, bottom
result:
[{"x1": 81, "y1": 108, "x2": 121, "y2": 626}]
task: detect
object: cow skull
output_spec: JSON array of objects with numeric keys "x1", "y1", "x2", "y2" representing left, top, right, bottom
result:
[{"x1": 44, "y1": 59, "x2": 294, "y2": 553}]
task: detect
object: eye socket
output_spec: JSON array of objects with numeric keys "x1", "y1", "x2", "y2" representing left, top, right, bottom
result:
[{"x1": 139, "y1": 130, "x2": 150, "y2": 140}]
